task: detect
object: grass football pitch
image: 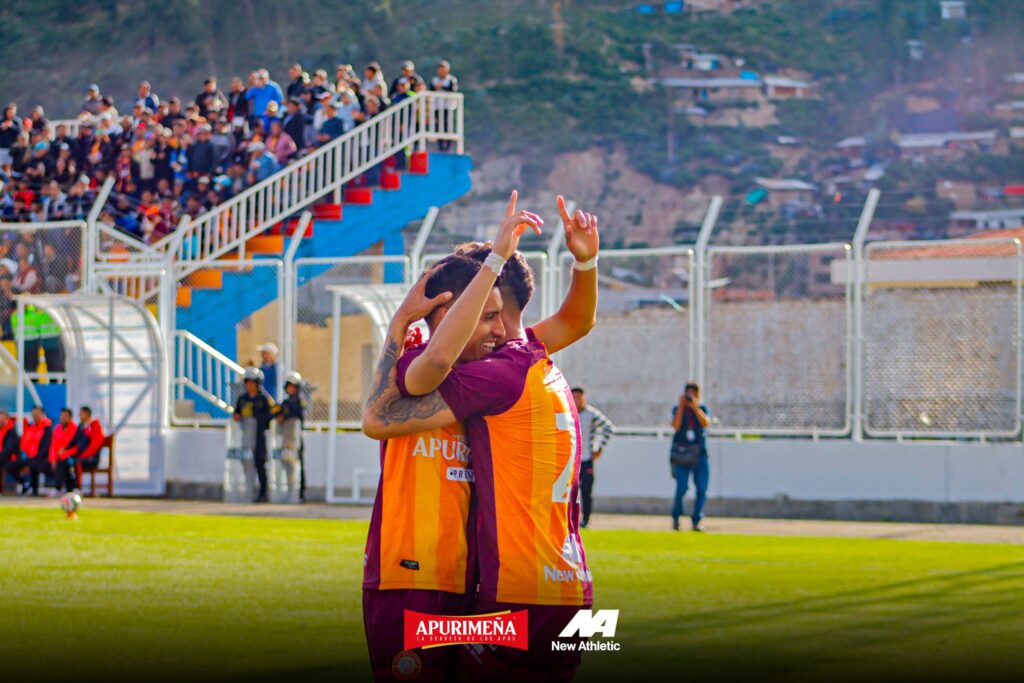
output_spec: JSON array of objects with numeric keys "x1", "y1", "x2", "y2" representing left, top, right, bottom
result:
[{"x1": 1, "y1": 504, "x2": 1022, "y2": 682}]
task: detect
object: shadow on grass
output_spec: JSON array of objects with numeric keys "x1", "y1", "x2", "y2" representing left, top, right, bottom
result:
[{"x1": 585, "y1": 561, "x2": 1024, "y2": 682}]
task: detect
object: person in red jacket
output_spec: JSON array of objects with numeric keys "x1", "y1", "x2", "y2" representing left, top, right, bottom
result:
[
  {"x1": 49, "y1": 407, "x2": 79, "y2": 493},
  {"x1": 0, "y1": 409, "x2": 26, "y2": 493},
  {"x1": 21, "y1": 405, "x2": 53, "y2": 496},
  {"x1": 75, "y1": 405, "x2": 105, "y2": 472}
]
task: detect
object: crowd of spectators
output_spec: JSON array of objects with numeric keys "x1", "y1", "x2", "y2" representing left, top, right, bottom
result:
[{"x1": 0, "y1": 60, "x2": 459, "y2": 245}]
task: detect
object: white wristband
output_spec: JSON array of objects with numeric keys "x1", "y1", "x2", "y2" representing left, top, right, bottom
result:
[
  {"x1": 483, "y1": 251, "x2": 506, "y2": 274},
  {"x1": 573, "y1": 256, "x2": 598, "y2": 271}
]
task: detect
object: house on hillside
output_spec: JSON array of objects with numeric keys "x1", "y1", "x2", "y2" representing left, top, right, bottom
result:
[
  {"x1": 657, "y1": 69, "x2": 764, "y2": 103},
  {"x1": 950, "y1": 208, "x2": 1024, "y2": 234},
  {"x1": 1006, "y1": 73, "x2": 1024, "y2": 96},
  {"x1": 754, "y1": 177, "x2": 816, "y2": 210},
  {"x1": 939, "y1": 1, "x2": 967, "y2": 20},
  {"x1": 994, "y1": 101, "x2": 1024, "y2": 120},
  {"x1": 835, "y1": 136, "x2": 867, "y2": 158},
  {"x1": 764, "y1": 75, "x2": 811, "y2": 99},
  {"x1": 895, "y1": 130, "x2": 997, "y2": 160},
  {"x1": 674, "y1": 44, "x2": 727, "y2": 71},
  {"x1": 935, "y1": 179, "x2": 977, "y2": 210}
]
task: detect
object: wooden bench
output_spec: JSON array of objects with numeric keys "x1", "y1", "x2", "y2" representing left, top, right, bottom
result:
[{"x1": 76, "y1": 435, "x2": 115, "y2": 498}]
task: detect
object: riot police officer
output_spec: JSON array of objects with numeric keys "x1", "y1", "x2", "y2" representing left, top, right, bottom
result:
[{"x1": 232, "y1": 367, "x2": 276, "y2": 502}]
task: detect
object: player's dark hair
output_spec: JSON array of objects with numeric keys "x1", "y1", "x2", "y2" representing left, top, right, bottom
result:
[
  {"x1": 425, "y1": 254, "x2": 483, "y2": 303},
  {"x1": 453, "y1": 241, "x2": 535, "y2": 311},
  {"x1": 80, "y1": 405, "x2": 92, "y2": 416},
  {"x1": 685, "y1": 382, "x2": 700, "y2": 394},
  {"x1": 571, "y1": 386, "x2": 586, "y2": 395},
  {"x1": 60, "y1": 407, "x2": 72, "y2": 417}
]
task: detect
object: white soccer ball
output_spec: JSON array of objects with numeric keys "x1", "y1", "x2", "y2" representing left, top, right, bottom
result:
[{"x1": 60, "y1": 492, "x2": 82, "y2": 516}]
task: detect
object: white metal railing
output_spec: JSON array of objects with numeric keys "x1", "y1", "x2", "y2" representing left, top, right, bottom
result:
[
  {"x1": 46, "y1": 118, "x2": 83, "y2": 139},
  {"x1": 173, "y1": 330, "x2": 244, "y2": 421},
  {"x1": 120, "y1": 92, "x2": 462, "y2": 300}
]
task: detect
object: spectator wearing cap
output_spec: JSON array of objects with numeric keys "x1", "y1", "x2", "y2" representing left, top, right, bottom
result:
[
  {"x1": 391, "y1": 77, "x2": 412, "y2": 105},
  {"x1": 431, "y1": 60, "x2": 459, "y2": 151},
  {"x1": 244, "y1": 69, "x2": 283, "y2": 130},
  {"x1": 137, "y1": 81, "x2": 160, "y2": 112},
  {"x1": 282, "y1": 98, "x2": 307, "y2": 152},
  {"x1": 188, "y1": 124, "x2": 217, "y2": 177},
  {"x1": 246, "y1": 141, "x2": 279, "y2": 184},
  {"x1": 334, "y1": 90, "x2": 359, "y2": 133},
  {"x1": 258, "y1": 342, "x2": 280, "y2": 399},
  {"x1": 0, "y1": 103, "x2": 21, "y2": 167},
  {"x1": 317, "y1": 100, "x2": 345, "y2": 143},
  {"x1": 164, "y1": 97, "x2": 185, "y2": 126},
  {"x1": 195, "y1": 77, "x2": 228, "y2": 119},
  {"x1": 391, "y1": 60, "x2": 423, "y2": 94},
  {"x1": 210, "y1": 120, "x2": 236, "y2": 171},
  {"x1": 309, "y1": 69, "x2": 333, "y2": 100},
  {"x1": 81, "y1": 84, "x2": 102, "y2": 116},
  {"x1": 286, "y1": 64, "x2": 306, "y2": 100},
  {"x1": 261, "y1": 99, "x2": 282, "y2": 136},
  {"x1": 311, "y1": 90, "x2": 332, "y2": 131}
]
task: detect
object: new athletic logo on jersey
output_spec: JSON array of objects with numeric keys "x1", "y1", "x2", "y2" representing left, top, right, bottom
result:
[{"x1": 403, "y1": 610, "x2": 528, "y2": 650}]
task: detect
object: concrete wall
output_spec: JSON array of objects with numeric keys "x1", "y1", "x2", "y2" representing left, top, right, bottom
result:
[{"x1": 164, "y1": 428, "x2": 1024, "y2": 522}]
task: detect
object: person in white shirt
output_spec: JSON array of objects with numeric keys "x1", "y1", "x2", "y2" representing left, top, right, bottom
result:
[{"x1": 572, "y1": 386, "x2": 616, "y2": 528}]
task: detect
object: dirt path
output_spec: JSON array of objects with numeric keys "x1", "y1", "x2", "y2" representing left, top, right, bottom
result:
[{"x1": 3, "y1": 496, "x2": 1024, "y2": 545}]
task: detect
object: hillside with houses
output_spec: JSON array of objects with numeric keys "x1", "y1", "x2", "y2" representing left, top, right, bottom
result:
[{"x1": 1, "y1": 0, "x2": 1021, "y2": 247}]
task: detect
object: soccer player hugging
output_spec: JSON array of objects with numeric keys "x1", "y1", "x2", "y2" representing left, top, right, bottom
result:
[{"x1": 361, "y1": 191, "x2": 601, "y2": 682}]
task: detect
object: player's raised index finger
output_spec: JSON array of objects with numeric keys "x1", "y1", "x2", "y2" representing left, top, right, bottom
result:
[
  {"x1": 506, "y1": 190, "x2": 518, "y2": 217},
  {"x1": 557, "y1": 195, "x2": 572, "y2": 224}
]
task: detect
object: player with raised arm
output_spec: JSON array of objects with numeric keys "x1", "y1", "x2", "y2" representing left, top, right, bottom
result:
[
  {"x1": 360, "y1": 196, "x2": 543, "y2": 682},
  {"x1": 362, "y1": 195, "x2": 600, "y2": 681}
]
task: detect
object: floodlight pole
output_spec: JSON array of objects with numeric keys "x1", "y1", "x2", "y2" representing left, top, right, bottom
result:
[
  {"x1": 851, "y1": 188, "x2": 880, "y2": 443},
  {"x1": 693, "y1": 195, "x2": 723, "y2": 392},
  {"x1": 409, "y1": 206, "x2": 440, "y2": 282},
  {"x1": 546, "y1": 200, "x2": 575, "y2": 319},
  {"x1": 282, "y1": 211, "x2": 313, "y2": 372},
  {"x1": 325, "y1": 290, "x2": 343, "y2": 504}
]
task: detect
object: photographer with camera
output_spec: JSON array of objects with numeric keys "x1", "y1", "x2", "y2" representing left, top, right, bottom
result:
[{"x1": 669, "y1": 382, "x2": 710, "y2": 532}]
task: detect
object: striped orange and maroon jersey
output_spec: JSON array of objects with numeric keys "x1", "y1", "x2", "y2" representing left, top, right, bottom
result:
[
  {"x1": 437, "y1": 331, "x2": 593, "y2": 607},
  {"x1": 362, "y1": 348, "x2": 474, "y2": 594}
]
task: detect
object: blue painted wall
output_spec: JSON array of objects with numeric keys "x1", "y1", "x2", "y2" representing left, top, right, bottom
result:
[{"x1": 176, "y1": 152, "x2": 473, "y2": 415}]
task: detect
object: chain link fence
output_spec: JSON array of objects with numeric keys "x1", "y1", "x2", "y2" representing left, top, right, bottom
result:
[
  {"x1": 292, "y1": 256, "x2": 410, "y2": 426},
  {"x1": 173, "y1": 259, "x2": 284, "y2": 422},
  {"x1": 554, "y1": 247, "x2": 693, "y2": 431},
  {"x1": 706, "y1": 244, "x2": 852, "y2": 435},
  {"x1": 0, "y1": 221, "x2": 86, "y2": 376},
  {"x1": 862, "y1": 238, "x2": 1022, "y2": 437}
]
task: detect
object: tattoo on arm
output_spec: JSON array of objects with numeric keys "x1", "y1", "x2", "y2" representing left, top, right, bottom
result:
[
  {"x1": 365, "y1": 337, "x2": 450, "y2": 426},
  {"x1": 366, "y1": 339, "x2": 399, "y2": 409},
  {"x1": 381, "y1": 390, "x2": 450, "y2": 424}
]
